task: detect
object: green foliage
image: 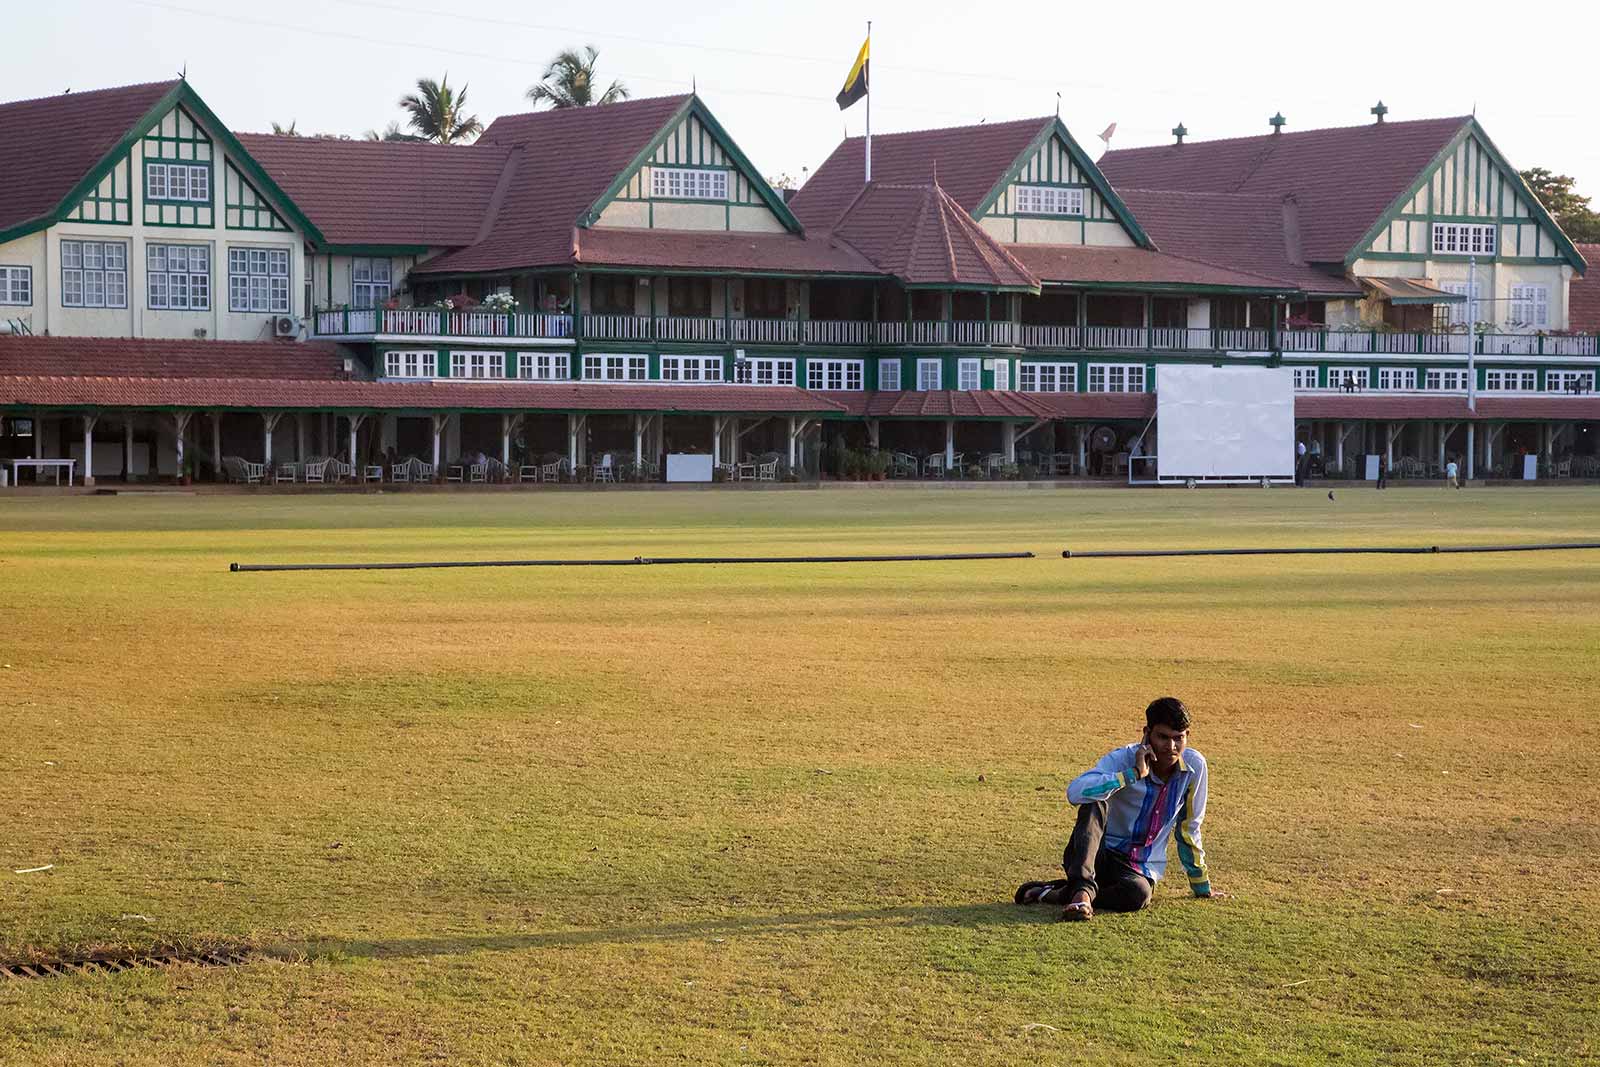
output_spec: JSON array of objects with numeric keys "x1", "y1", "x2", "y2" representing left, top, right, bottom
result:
[
  {"x1": 1520, "y1": 167, "x2": 1600, "y2": 242},
  {"x1": 396, "y1": 74, "x2": 484, "y2": 145},
  {"x1": 527, "y1": 46, "x2": 630, "y2": 109}
]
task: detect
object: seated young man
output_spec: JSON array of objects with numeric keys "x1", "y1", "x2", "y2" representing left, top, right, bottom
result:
[{"x1": 1016, "y1": 697, "x2": 1217, "y2": 920}]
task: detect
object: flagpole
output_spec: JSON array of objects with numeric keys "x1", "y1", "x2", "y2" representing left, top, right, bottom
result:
[{"x1": 864, "y1": 20, "x2": 872, "y2": 183}]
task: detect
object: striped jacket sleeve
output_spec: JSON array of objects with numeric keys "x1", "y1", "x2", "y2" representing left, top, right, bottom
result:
[
  {"x1": 1175, "y1": 758, "x2": 1211, "y2": 896},
  {"x1": 1066, "y1": 746, "x2": 1138, "y2": 805}
]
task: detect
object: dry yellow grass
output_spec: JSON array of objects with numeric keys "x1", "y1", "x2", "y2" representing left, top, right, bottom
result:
[{"x1": 1, "y1": 487, "x2": 1597, "y2": 1065}]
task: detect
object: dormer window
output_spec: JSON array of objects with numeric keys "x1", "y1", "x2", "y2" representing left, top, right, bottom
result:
[
  {"x1": 1431, "y1": 223, "x2": 1496, "y2": 256},
  {"x1": 1015, "y1": 184, "x2": 1083, "y2": 216},
  {"x1": 652, "y1": 167, "x2": 728, "y2": 201},
  {"x1": 146, "y1": 162, "x2": 210, "y2": 203}
]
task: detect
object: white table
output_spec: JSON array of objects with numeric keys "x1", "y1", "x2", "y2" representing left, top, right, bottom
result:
[{"x1": 10, "y1": 459, "x2": 75, "y2": 486}]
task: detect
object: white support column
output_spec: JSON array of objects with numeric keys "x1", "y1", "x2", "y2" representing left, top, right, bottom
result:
[
  {"x1": 210, "y1": 412, "x2": 222, "y2": 481},
  {"x1": 500, "y1": 414, "x2": 513, "y2": 468},
  {"x1": 944, "y1": 419, "x2": 955, "y2": 469},
  {"x1": 1384, "y1": 422, "x2": 1393, "y2": 467},
  {"x1": 1484, "y1": 422, "x2": 1495, "y2": 473},
  {"x1": 124, "y1": 415, "x2": 135, "y2": 481},
  {"x1": 712, "y1": 415, "x2": 726, "y2": 468},
  {"x1": 1077, "y1": 424, "x2": 1087, "y2": 475},
  {"x1": 1335, "y1": 421, "x2": 1345, "y2": 470},
  {"x1": 262, "y1": 411, "x2": 283, "y2": 467},
  {"x1": 867, "y1": 419, "x2": 880, "y2": 451},
  {"x1": 348, "y1": 414, "x2": 364, "y2": 472},
  {"x1": 82, "y1": 414, "x2": 98, "y2": 487},
  {"x1": 634, "y1": 414, "x2": 644, "y2": 467},
  {"x1": 787, "y1": 416, "x2": 797, "y2": 469},
  {"x1": 295, "y1": 414, "x2": 306, "y2": 462},
  {"x1": 173, "y1": 411, "x2": 194, "y2": 482},
  {"x1": 1466, "y1": 423, "x2": 1475, "y2": 480},
  {"x1": 567, "y1": 414, "x2": 579, "y2": 470},
  {"x1": 1002, "y1": 421, "x2": 1016, "y2": 464},
  {"x1": 1437, "y1": 422, "x2": 1447, "y2": 473},
  {"x1": 431, "y1": 413, "x2": 445, "y2": 473}
]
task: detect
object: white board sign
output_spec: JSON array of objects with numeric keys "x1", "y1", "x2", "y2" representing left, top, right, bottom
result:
[{"x1": 1156, "y1": 365, "x2": 1295, "y2": 479}]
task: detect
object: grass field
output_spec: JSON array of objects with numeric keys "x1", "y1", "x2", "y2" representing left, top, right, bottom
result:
[{"x1": 2, "y1": 486, "x2": 1598, "y2": 1066}]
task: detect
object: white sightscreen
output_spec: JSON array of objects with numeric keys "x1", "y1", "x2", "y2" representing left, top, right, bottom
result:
[{"x1": 1156, "y1": 366, "x2": 1295, "y2": 479}]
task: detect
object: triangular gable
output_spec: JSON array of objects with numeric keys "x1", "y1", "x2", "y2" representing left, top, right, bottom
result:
[
  {"x1": 0, "y1": 81, "x2": 324, "y2": 246},
  {"x1": 222, "y1": 159, "x2": 290, "y2": 232},
  {"x1": 1348, "y1": 118, "x2": 1586, "y2": 273},
  {"x1": 972, "y1": 119, "x2": 1155, "y2": 250},
  {"x1": 579, "y1": 95, "x2": 802, "y2": 234}
]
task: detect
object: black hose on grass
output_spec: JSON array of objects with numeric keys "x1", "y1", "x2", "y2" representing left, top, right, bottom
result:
[
  {"x1": 230, "y1": 551, "x2": 1034, "y2": 573},
  {"x1": 1062, "y1": 543, "x2": 1600, "y2": 559}
]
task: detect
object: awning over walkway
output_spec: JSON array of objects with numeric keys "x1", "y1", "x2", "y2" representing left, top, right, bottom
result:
[
  {"x1": 1295, "y1": 394, "x2": 1600, "y2": 420},
  {"x1": 1358, "y1": 276, "x2": 1467, "y2": 305}
]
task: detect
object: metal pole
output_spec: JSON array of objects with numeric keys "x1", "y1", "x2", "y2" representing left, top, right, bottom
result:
[
  {"x1": 1466, "y1": 423, "x2": 1475, "y2": 481},
  {"x1": 1467, "y1": 255, "x2": 1478, "y2": 413},
  {"x1": 864, "y1": 21, "x2": 872, "y2": 183}
]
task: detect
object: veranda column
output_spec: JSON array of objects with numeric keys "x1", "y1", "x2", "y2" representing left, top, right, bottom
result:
[
  {"x1": 173, "y1": 411, "x2": 194, "y2": 482},
  {"x1": 1335, "y1": 421, "x2": 1345, "y2": 471},
  {"x1": 431, "y1": 414, "x2": 444, "y2": 473},
  {"x1": 1466, "y1": 424, "x2": 1475, "y2": 480},
  {"x1": 210, "y1": 413, "x2": 222, "y2": 481},
  {"x1": 1002, "y1": 421, "x2": 1016, "y2": 463},
  {"x1": 1437, "y1": 423, "x2": 1446, "y2": 473},
  {"x1": 712, "y1": 416, "x2": 723, "y2": 468},
  {"x1": 1077, "y1": 424, "x2": 1087, "y2": 475},
  {"x1": 262, "y1": 412, "x2": 281, "y2": 468},
  {"x1": 567, "y1": 414, "x2": 579, "y2": 470},
  {"x1": 82, "y1": 414, "x2": 98, "y2": 487},
  {"x1": 787, "y1": 416, "x2": 797, "y2": 469},
  {"x1": 944, "y1": 419, "x2": 955, "y2": 470},
  {"x1": 500, "y1": 414, "x2": 512, "y2": 468},
  {"x1": 348, "y1": 416, "x2": 360, "y2": 472},
  {"x1": 634, "y1": 414, "x2": 644, "y2": 468},
  {"x1": 1384, "y1": 422, "x2": 1393, "y2": 467},
  {"x1": 124, "y1": 415, "x2": 135, "y2": 481},
  {"x1": 295, "y1": 414, "x2": 306, "y2": 462},
  {"x1": 866, "y1": 419, "x2": 880, "y2": 451}
]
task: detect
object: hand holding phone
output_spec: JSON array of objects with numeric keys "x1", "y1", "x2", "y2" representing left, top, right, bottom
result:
[{"x1": 1134, "y1": 743, "x2": 1153, "y2": 779}]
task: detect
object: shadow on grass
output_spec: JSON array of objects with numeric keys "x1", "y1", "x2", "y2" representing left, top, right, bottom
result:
[{"x1": 300, "y1": 902, "x2": 1053, "y2": 962}]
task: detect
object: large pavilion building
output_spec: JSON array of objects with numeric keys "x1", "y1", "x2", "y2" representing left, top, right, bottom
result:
[{"x1": 0, "y1": 79, "x2": 1595, "y2": 485}]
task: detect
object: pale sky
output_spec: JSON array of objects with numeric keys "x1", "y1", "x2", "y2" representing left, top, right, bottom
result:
[{"x1": 8, "y1": 0, "x2": 1598, "y2": 199}]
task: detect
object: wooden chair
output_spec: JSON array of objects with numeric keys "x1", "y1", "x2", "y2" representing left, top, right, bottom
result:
[
  {"x1": 757, "y1": 460, "x2": 778, "y2": 482},
  {"x1": 446, "y1": 465, "x2": 464, "y2": 483},
  {"x1": 469, "y1": 463, "x2": 486, "y2": 483},
  {"x1": 519, "y1": 464, "x2": 540, "y2": 483},
  {"x1": 390, "y1": 463, "x2": 410, "y2": 483},
  {"x1": 303, "y1": 459, "x2": 326, "y2": 484},
  {"x1": 924, "y1": 454, "x2": 945, "y2": 479},
  {"x1": 274, "y1": 463, "x2": 297, "y2": 484},
  {"x1": 593, "y1": 454, "x2": 616, "y2": 483}
]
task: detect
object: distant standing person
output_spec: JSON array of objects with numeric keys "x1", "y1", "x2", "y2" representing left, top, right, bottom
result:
[
  {"x1": 1446, "y1": 456, "x2": 1461, "y2": 489},
  {"x1": 1014, "y1": 697, "x2": 1218, "y2": 920},
  {"x1": 1295, "y1": 439, "x2": 1308, "y2": 486},
  {"x1": 1376, "y1": 454, "x2": 1388, "y2": 490}
]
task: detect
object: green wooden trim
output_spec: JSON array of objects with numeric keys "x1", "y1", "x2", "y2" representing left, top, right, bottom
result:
[
  {"x1": 1345, "y1": 119, "x2": 1586, "y2": 274},
  {"x1": 223, "y1": 160, "x2": 291, "y2": 232},
  {"x1": 1042, "y1": 280, "x2": 1294, "y2": 296},
  {"x1": 972, "y1": 119, "x2": 1155, "y2": 250},
  {"x1": 578, "y1": 96, "x2": 803, "y2": 235},
  {"x1": 322, "y1": 243, "x2": 433, "y2": 255},
  {"x1": 1358, "y1": 251, "x2": 1568, "y2": 266}
]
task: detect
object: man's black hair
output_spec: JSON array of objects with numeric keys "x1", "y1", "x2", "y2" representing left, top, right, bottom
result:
[{"x1": 1146, "y1": 697, "x2": 1191, "y2": 731}]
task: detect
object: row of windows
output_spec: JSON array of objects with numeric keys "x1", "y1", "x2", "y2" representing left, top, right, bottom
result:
[
  {"x1": 1436, "y1": 283, "x2": 1548, "y2": 328},
  {"x1": 650, "y1": 167, "x2": 728, "y2": 201},
  {"x1": 1305, "y1": 367, "x2": 1592, "y2": 392},
  {"x1": 1014, "y1": 184, "x2": 1085, "y2": 217},
  {"x1": 45, "y1": 240, "x2": 290, "y2": 312},
  {"x1": 145, "y1": 162, "x2": 211, "y2": 203},
  {"x1": 1431, "y1": 222, "x2": 1496, "y2": 257}
]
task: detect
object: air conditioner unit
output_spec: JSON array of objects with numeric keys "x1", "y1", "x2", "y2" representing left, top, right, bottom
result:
[
  {"x1": 273, "y1": 315, "x2": 298, "y2": 338},
  {"x1": 192, "y1": 327, "x2": 208, "y2": 339}
]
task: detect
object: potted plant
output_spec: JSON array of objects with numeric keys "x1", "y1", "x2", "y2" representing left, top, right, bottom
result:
[{"x1": 867, "y1": 450, "x2": 888, "y2": 481}]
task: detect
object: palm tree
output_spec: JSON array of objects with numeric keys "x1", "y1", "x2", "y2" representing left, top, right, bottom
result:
[
  {"x1": 526, "y1": 46, "x2": 630, "y2": 109},
  {"x1": 363, "y1": 121, "x2": 424, "y2": 143},
  {"x1": 397, "y1": 75, "x2": 483, "y2": 144}
]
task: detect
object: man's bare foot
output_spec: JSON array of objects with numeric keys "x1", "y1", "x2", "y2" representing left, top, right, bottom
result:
[{"x1": 1061, "y1": 890, "x2": 1093, "y2": 922}]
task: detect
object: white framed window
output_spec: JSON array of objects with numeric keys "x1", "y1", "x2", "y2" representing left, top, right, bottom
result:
[
  {"x1": 145, "y1": 161, "x2": 210, "y2": 202},
  {"x1": 60, "y1": 240, "x2": 127, "y2": 308},
  {"x1": 1431, "y1": 223, "x2": 1496, "y2": 257},
  {"x1": 660, "y1": 355, "x2": 725, "y2": 382},
  {"x1": 1019, "y1": 362, "x2": 1077, "y2": 392},
  {"x1": 1377, "y1": 368, "x2": 1417, "y2": 390},
  {"x1": 1425, "y1": 369, "x2": 1469, "y2": 391},
  {"x1": 992, "y1": 359, "x2": 1010, "y2": 391},
  {"x1": 877, "y1": 358, "x2": 901, "y2": 391},
  {"x1": 917, "y1": 358, "x2": 942, "y2": 391},
  {"x1": 807, "y1": 359, "x2": 864, "y2": 391},
  {"x1": 1547, "y1": 370, "x2": 1596, "y2": 393},
  {"x1": 583, "y1": 354, "x2": 648, "y2": 381},
  {"x1": 147, "y1": 244, "x2": 209, "y2": 311},
  {"x1": 1438, "y1": 282, "x2": 1478, "y2": 327},
  {"x1": 957, "y1": 358, "x2": 982, "y2": 391},
  {"x1": 227, "y1": 247, "x2": 290, "y2": 313},
  {"x1": 1507, "y1": 286, "x2": 1549, "y2": 328},
  {"x1": 733, "y1": 357, "x2": 796, "y2": 386},
  {"x1": 1328, "y1": 367, "x2": 1370, "y2": 390},
  {"x1": 650, "y1": 167, "x2": 728, "y2": 201},
  {"x1": 352, "y1": 258, "x2": 392, "y2": 308},
  {"x1": 384, "y1": 350, "x2": 437, "y2": 378},
  {"x1": 1291, "y1": 367, "x2": 1319, "y2": 390},
  {"x1": 0, "y1": 266, "x2": 30, "y2": 305},
  {"x1": 1087, "y1": 363, "x2": 1146, "y2": 392},
  {"x1": 1014, "y1": 184, "x2": 1084, "y2": 216},
  {"x1": 518, "y1": 352, "x2": 570, "y2": 380},
  {"x1": 450, "y1": 351, "x2": 505, "y2": 379},
  {"x1": 1484, "y1": 369, "x2": 1536, "y2": 391}
]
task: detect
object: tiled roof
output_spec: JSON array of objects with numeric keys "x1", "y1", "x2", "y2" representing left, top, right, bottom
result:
[
  {"x1": 1027, "y1": 392, "x2": 1157, "y2": 420},
  {"x1": 0, "y1": 374, "x2": 848, "y2": 414},
  {"x1": 1006, "y1": 244, "x2": 1292, "y2": 291},
  {"x1": 832, "y1": 183, "x2": 1038, "y2": 290},
  {"x1": 790, "y1": 117, "x2": 1050, "y2": 230},
  {"x1": 235, "y1": 134, "x2": 510, "y2": 247},
  {"x1": 1570, "y1": 244, "x2": 1600, "y2": 332},
  {"x1": 1116, "y1": 189, "x2": 1360, "y2": 295},
  {"x1": 0, "y1": 336, "x2": 351, "y2": 379},
  {"x1": 0, "y1": 80, "x2": 177, "y2": 236},
  {"x1": 820, "y1": 390, "x2": 1059, "y2": 419},
  {"x1": 575, "y1": 227, "x2": 878, "y2": 275},
  {"x1": 1293, "y1": 394, "x2": 1600, "y2": 421},
  {"x1": 415, "y1": 95, "x2": 694, "y2": 274},
  {"x1": 1098, "y1": 116, "x2": 1469, "y2": 263}
]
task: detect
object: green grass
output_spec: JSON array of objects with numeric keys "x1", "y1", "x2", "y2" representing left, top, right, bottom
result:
[{"x1": 1, "y1": 487, "x2": 1597, "y2": 1065}]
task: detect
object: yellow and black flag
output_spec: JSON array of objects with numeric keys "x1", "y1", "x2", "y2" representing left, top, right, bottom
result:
[{"x1": 836, "y1": 35, "x2": 869, "y2": 111}]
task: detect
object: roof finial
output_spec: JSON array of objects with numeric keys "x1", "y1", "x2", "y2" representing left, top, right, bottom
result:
[
  {"x1": 1269, "y1": 112, "x2": 1286, "y2": 134},
  {"x1": 178, "y1": 63, "x2": 188, "y2": 81},
  {"x1": 932, "y1": 159, "x2": 940, "y2": 187},
  {"x1": 1055, "y1": 91, "x2": 1061, "y2": 119},
  {"x1": 1371, "y1": 100, "x2": 1388, "y2": 124},
  {"x1": 1172, "y1": 122, "x2": 1187, "y2": 145}
]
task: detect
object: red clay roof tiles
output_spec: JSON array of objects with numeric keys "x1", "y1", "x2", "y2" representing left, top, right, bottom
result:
[
  {"x1": 1098, "y1": 116, "x2": 1469, "y2": 263},
  {"x1": 1005, "y1": 244, "x2": 1291, "y2": 290},
  {"x1": 0, "y1": 336, "x2": 351, "y2": 380},
  {"x1": 1570, "y1": 244, "x2": 1600, "y2": 332},
  {"x1": 831, "y1": 183, "x2": 1038, "y2": 290},
  {"x1": 575, "y1": 227, "x2": 877, "y2": 275},
  {"x1": 0, "y1": 80, "x2": 178, "y2": 236},
  {"x1": 234, "y1": 134, "x2": 510, "y2": 248}
]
